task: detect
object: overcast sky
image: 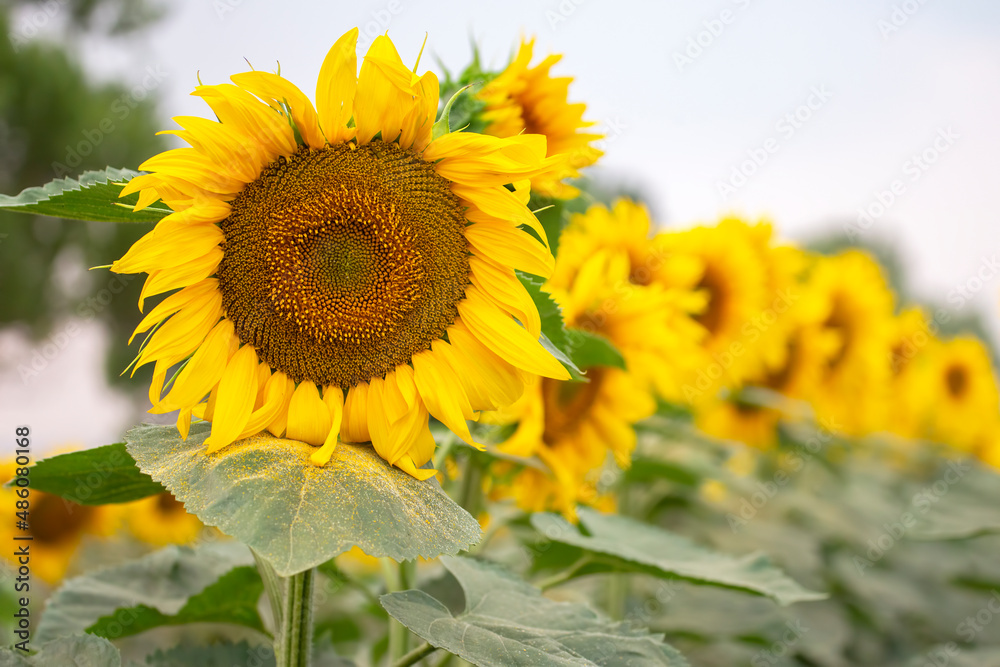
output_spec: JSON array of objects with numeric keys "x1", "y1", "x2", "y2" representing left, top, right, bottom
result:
[{"x1": 5, "y1": 0, "x2": 1000, "y2": 451}]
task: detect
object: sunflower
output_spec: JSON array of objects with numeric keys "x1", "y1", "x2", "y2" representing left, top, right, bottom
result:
[
  {"x1": 477, "y1": 37, "x2": 602, "y2": 199},
  {"x1": 550, "y1": 200, "x2": 706, "y2": 403},
  {"x1": 112, "y1": 29, "x2": 570, "y2": 481},
  {"x1": 883, "y1": 308, "x2": 937, "y2": 440},
  {"x1": 807, "y1": 250, "x2": 895, "y2": 436},
  {"x1": 487, "y1": 206, "x2": 684, "y2": 516},
  {"x1": 923, "y1": 336, "x2": 1000, "y2": 453},
  {"x1": 0, "y1": 460, "x2": 120, "y2": 584},
  {"x1": 657, "y1": 218, "x2": 776, "y2": 403},
  {"x1": 125, "y1": 492, "x2": 204, "y2": 547},
  {"x1": 696, "y1": 256, "x2": 836, "y2": 448}
]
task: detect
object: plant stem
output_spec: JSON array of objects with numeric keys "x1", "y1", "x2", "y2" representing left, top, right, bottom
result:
[
  {"x1": 535, "y1": 555, "x2": 593, "y2": 591},
  {"x1": 277, "y1": 568, "x2": 315, "y2": 667},
  {"x1": 252, "y1": 548, "x2": 283, "y2": 633},
  {"x1": 393, "y1": 642, "x2": 438, "y2": 667},
  {"x1": 458, "y1": 454, "x2": 483, "y2": 518},
  {"x1": 382, "y1": 558, "x2": 412, "y2": 662}
]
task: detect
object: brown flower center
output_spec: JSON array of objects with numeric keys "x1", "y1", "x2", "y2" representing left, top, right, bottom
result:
[
  {"x1": 945, "y1": 364, "x2": 969, "y2": 399},
  {"x1": 541, "y1": 367, "x2": 606, "y2": 445},
  {"x1": 219, "y1": 142, "x2": 470, "y2": 388},
  {"x1": 31, "y1": 493, "x2": 92, "y2": 545}
]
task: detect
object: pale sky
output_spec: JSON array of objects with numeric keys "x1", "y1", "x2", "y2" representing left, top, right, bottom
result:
[{"x1": 4, "y1": 0, "x2": 1000, "y2": 452}]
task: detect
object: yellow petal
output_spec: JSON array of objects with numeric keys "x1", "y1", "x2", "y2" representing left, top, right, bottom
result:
[
  {"x1": 230, "y1": 71, "x2": 325, "y2": 150},
  {"x1": 316, "y1": 28, "x2": 359, "y2": 144},
  {"x1": 310, "y1": 386, "x2": 345, "y2": 467},
  {"x1": 412, "y1": 350, "x2": 478, "y2": 447},
  {"x1": 153, "y1": 319, "x2": 237, "y2": 413},
  {"x1": 205, "y1": 345, "x2": 260, "y2": 452},
  {"x1": 285, "y1": 382, "x2": 331, "y2": 446},
  {"x1": 138, "y1": 248, "x2": 223, "y2": 312},
  {"x1": 466, "y1": 219, "x2": 554, "y2": 278},
  {"x1": 341, "y1": 382, "x2": 371, "y2": 443},
  {"x1": 354, "y1": 35, "x2": 419, "y2": 145},
  {"x1": 457, "y1": 288, "x2": 569, "y2": 380}
]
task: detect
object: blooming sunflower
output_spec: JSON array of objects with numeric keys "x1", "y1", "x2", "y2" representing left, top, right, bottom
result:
[
  {"x1": 126, "y1": 492, "x2": 204, "y2": 547},
  {"x1": 477, "y1": 38, "x2": 603, "y2": 199},
  {"x1": 0, "y1": 460, "x2": 120, "y2": 584},
  {"x1": 112, "y1": 29, "x2": 570, "y2": 480},
  {"x1": 550, "y1": 199, "x2": 706, "y2": 403},
  {"x1": 807, "y1": 250, "x2": 895, "y2": 436},
  {"x1": 658, "y1": 218, "x2": 775, "y2": 403},
  {"x1": 923, "y1": 336, "x2": 1000, "y2": 453},
  {"x1": 487, "y1": 213, "x2": 683, "y2": 516},
  {"x1": 883, "y1": 308, "x2": 937, "y2": 440}
]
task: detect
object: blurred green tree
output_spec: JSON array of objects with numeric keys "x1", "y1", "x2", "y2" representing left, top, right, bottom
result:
[{"x1": 0, "y1": 0, "x2": 167, "y2": 386}]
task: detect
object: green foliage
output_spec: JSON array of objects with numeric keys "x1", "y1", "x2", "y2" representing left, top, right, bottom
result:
[
  {"x1": 124, "y1": 423, "x2": 482, "y2": 575},
  {"x1": 436, "y1": 48, "x2": 493, "y2": 135},
  {"x1": 0, "y1": 634, "x2": 120, "y2": 666},
  {"x1": 382, "y1": 556, "x2": 688, "y2": 666},
  {"x1": 566, "y1": 329, "x2": 626, "y2": 371},
  {"x1": 0, "y1": 168, "x2": 169, "y2": 223},
  {"x1": 20, "y1": 443, "x2": 165, "y2": 504},
  {"x1": 36, "y1": 542, "x2": 258, "y2": 644},
  {"x1": 531, "y1": 198, "x2": 567, "y2": 259},
  {"x1": 143, "y1": 641, "x2": 276, "y2": 667},
  {"x1": 532, "y1": 508, "x2": 824, "y2": 606}
]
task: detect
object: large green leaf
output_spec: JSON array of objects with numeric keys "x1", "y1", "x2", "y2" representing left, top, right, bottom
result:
[
  {"x1": 0, "y1": 168, "x2": 170, "y2": 223},
  {"x1": 532, "y1": 508, "x2": 824, "y2": 606},
  {"x1": 125, "y1": 422, "x2": 482, "y2": 575},
  {"x1": 0, "y1": 635, "x2": 120, "y2": 667},
  {"x1": 517, "y1": 272, "x2": 585, "y2": 381},
  {"x1": 17, "y1": 444, "x2": 165, "y2": 505},
  {"x1": 381, "y1": 556, "x2": 688, "y2": 666},
  {"x1": 36, "y1": 542, "x2": 257, "y2": 644}
]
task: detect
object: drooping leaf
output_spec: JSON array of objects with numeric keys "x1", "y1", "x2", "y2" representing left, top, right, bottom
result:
[
  {"x1": 0, "y1": 634, "x2": 120, "y2": 667},
  {"x1": 565, "y1": 329, "x2": 626, "y2": 371},
  {"x1": 381, "y1": 556, "x2": 688, "y2": 666},
  {"x1": 531, "y1": 508, "x2": 825, "y2": 606},
  {"x1": 84, "y1": 566, "x2": 266, "y2": 640},
  {"x1": 36, "y1": 542, "x2": 256, "y2": 644},
  {"x1": 125, "y1": 423, "x2": 482, "y2": 576},
  {"x1": 15, "y1": 443, "x2": 165, "y2": 505},
  {"x1": 0, "y1": 168, "x2": 170, "y2": 223}
]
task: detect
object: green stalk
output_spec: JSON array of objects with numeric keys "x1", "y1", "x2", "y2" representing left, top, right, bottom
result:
[
  {"x1": 382, "y1": 558, "x2": 413, "y2": 662},
  {"x1": 276, "y1": 568, "x2": 315, "y2": 667}
]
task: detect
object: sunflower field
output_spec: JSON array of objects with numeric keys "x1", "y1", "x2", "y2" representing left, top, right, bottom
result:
[{"x1": 2, "y1": 10, "x2": 1000, "y2": 667}]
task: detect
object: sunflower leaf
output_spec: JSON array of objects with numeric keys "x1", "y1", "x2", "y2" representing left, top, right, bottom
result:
[
  {"x1": 143, "y1": 641, "x2": 277, "y2": 667},
  {"x1": 35, "y1": 542, "x2": 259, "y2": 645},
  {"x1": 381, "y1": 556, "x2": 688, "y2": 666},
  {"x1": 13, "y1": 443, "x2": 165, "y2": 505},
  {"x1": 124, "y1": 423, "x2": 482, "y2": 575},
  {"x1": 565, "y1": 329, "x2": 626, "y2": 371},
  {"x1": 0, "y1": 634, "x2": 121, "y2": 666},
  {"x1": 531, "y1": 197, "x2": 567, "y2": 258},
  {"x1": 515, "y1": 272, "x2": 586, "y2": 380},
  {"x1": 0, "y1": 167, "x2": 171, "y2": 223},
  {"x1": 531, "y1": 508, "x2": 825, "y2": 606}
]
